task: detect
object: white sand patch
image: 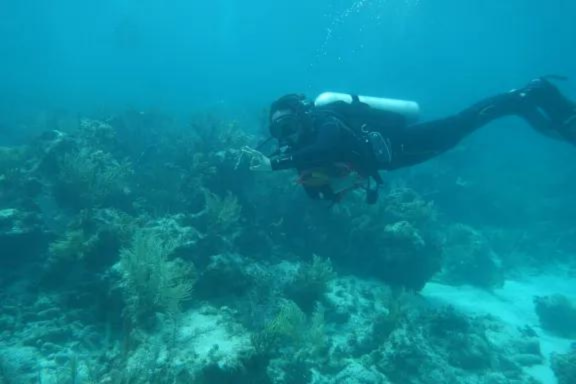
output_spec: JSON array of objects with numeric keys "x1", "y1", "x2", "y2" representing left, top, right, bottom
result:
[
  {"x1": 178, "y1": 306, "x2": 251, "y2": 368},
  {"x1": 422, "y1": 273, "x2": 576, "y2": 384}
]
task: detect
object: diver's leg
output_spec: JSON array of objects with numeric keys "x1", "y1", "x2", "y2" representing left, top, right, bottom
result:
[
  {"x1": 387, "y1": 91, "x2": 554, "y2": 169},
  {"x1": 387, "y1": 79, "x2": 576, "y2": 170},
  {"x1": 386, "y1": 114, "x2": 478, "y2": 169}
]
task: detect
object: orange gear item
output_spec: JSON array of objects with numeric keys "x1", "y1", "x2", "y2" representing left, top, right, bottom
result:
[{"x1": 296, "y1": 163, "x2": 367, "y2": 194}]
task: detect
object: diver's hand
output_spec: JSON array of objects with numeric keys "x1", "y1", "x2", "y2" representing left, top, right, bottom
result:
[{"x1": 241, "y1": 146, "x2": 272, "y2": 171}]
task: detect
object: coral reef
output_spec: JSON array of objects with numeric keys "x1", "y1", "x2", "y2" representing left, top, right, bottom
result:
[
  {"x1": 0, "y1": 207, "x2": 48, "y2": 268},
  {"x1": 54, "y1": 146, "x2": 132, "y2": 209},
  {"x1": 306, "y1": 185, "x2": 444, "y2": 291},
  {"x1": 0, "y1": 111, "x2": 569, "y2": 384},
  {"x1": 195, "y1": 252, "x2": 255, "y2": 300},
  {"x1": 440, "y1": 223, "x2": 505, "y2": 289},
  {"x1": 381, "y1": 185, "x2": 438, "y2": 226},
  {"x1": 378, "y1": 220, "x2": 442, "y2": 290},
  {"x1": 534, "y1": 294, "x2": 576, "y2": 337},
  {"x1": 552, "y1": 351, "x2": 576, "y2": 384}
]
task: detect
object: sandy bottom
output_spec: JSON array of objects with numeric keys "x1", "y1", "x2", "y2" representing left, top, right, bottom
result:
[{"x1": 423, "y1": 273, "x2": 576, "y2": 384}]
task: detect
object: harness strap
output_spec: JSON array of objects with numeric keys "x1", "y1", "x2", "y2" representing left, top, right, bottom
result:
[{"x1": 332, "y1": 115, "x2": 386, "y2": 187}]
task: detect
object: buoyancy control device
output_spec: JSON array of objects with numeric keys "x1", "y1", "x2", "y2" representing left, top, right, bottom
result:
[
  {"x1": 309, "y1": 92, "x2": 421, "y2": 203},
  {"x1": 314, "y1": 92, "x2": 420, "y2": 165}
]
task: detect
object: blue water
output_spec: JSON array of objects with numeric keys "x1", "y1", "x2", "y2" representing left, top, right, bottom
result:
[{"x1": 1, "y1": 0, "x2": 575, "y2": 116}]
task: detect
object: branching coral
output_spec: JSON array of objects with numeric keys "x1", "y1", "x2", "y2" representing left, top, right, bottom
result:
[
  {"x1": 189, "y1": 117, "x2": 251, "y2": 154},
  {"x1": 372, "y1": 289, "x2": 413, "y2": 343},
  {"x1": 286, "y1": 255, "x2": 336, "y2": 313},
  {"x1": 48, "y1": 229, "x2": 98, "y2": 264},
  {"x1": 187, "y1": 153, "x2": 217, "y2": 189},
  {"x1": 44, "y1": 209, "x2": 139, "y2": 277},
  {"x1": 256, "y1": 299, "x2": 327, "y2": 361},
  {"x1": 266, "y1": 299, "x2": 308, "y2": 346},
  {"x1": 204, "y1": 191, "x2": 242, "y2": 235},
  {"x1": 194, "y1": 191, "x2": 244, "y2": 255},
  {"x1": 56, "y1": 148, "x2": 132, "y2": 208},
  {"x1": 119, "y1": 231, "x2": 196, "y2": 322},
  {"x1": 307, "y1": 303, "x2": 328, "y2": 356}
]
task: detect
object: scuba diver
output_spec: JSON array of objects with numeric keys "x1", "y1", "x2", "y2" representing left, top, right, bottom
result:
[{"x1": 242, "y1": 77, "x2": 576, "y2": 204}]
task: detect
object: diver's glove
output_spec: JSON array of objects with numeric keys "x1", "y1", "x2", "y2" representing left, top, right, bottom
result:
[{"x1": 242, "y1": 146, "x2": 272, "y2": 171}]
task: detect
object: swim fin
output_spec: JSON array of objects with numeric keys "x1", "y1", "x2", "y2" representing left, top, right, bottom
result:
[{"x1": 520, "y1": 76, "x2": 576, "y2": 143}]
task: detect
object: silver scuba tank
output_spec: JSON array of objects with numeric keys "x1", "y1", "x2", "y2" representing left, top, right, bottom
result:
[{"x1": 313, "y1": 92, "x2": 420, "y2": 124}]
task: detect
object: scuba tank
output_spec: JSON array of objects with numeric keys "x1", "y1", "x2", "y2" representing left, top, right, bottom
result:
[{"x1": 314, "y1": 92, "x2": 421, "y2": 124}]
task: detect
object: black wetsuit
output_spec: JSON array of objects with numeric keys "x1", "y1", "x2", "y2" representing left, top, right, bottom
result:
[{"x1": 272, "y1": 80, "x2": 575, "y2": 173}]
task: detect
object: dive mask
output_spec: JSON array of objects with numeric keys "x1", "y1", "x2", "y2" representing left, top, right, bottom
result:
[{"x1": 269, "y1": 112, "x2": 301, "y2": 141}]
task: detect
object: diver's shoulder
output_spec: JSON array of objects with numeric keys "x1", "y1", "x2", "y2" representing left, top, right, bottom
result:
[{"x1": 311, "y1": 109, "x2": 345, "y2": 126}]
